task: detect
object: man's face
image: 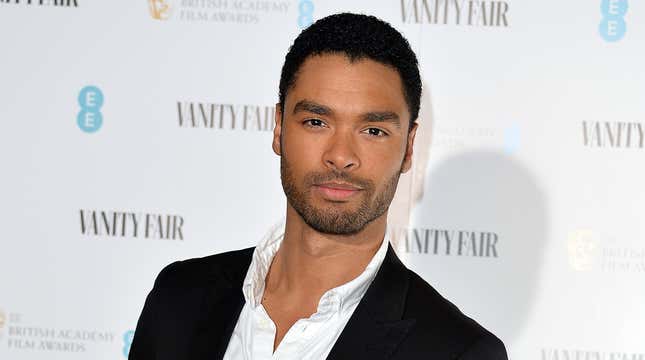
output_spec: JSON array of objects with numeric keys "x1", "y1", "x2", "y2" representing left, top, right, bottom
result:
[{"x1": 274, "y1": 54, "x2": 417, "y2": 235}]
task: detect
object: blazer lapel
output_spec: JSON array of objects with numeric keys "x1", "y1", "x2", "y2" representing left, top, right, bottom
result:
[
  {"x1": 188, "y1": 248, "x2": 254, "y2": 360},
  {"x1": 327, "y1": 244, "x2": 416, "y2": 360}
]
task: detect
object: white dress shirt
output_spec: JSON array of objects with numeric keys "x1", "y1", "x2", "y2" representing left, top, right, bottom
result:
[{"x1": 223, "y1": 223, "x2": 389, "y2": 360}]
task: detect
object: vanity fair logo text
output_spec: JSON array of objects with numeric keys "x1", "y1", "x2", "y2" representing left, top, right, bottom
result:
[
  {"x1": 177, "y1": 101, "x2": 275, "y2": 131},
  {"x1": 79, "y1": 210, "x2": 185, "y2": 240},
  {"x1": 401, "y1": 0, "x2": 510, "y2": 27},
  {"x1": 391, "y1": 227, "x2": 500, "y2": 258}
]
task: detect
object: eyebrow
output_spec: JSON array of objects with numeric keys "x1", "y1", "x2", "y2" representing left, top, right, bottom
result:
[
  {"x1": 292, "y1": 99, "x2": 401, "y2": 129},
  {"x1": 363, "y1": 111, "x2": 401, "y2": 129},
  {"x1": 292, "y1": 100, "x2": 332, "y2": 116}
]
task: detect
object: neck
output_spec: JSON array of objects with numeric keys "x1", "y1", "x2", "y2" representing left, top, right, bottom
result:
[{"x1": 264, "y1": 205, "x2": 387, "y2": 305}]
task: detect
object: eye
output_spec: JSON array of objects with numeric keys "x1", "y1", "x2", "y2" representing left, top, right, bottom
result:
[
  {"x1": 363, "y1": 128, "x2": 388, "y2": 137},
  {"x1": 303, "y1": 119, "x2": 326, "y2": 128}
]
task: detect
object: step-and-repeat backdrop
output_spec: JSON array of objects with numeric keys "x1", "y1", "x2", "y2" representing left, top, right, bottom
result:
[{"x1": 1, "y1": 0, "x2": 643, "y2": 359}]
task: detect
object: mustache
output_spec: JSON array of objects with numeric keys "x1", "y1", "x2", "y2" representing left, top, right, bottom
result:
[{"x1": 305, "y1": 171, "x2": 374, "y2": 190}]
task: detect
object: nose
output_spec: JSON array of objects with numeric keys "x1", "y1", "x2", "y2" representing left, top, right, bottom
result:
[{"x1": 322, "y1": 130, "x2": 360, "y2": 172}]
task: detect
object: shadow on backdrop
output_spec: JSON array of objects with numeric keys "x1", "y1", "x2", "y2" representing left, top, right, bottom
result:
[{"x1": 403, "y1": 150, "x2": 548, "y2": 345}]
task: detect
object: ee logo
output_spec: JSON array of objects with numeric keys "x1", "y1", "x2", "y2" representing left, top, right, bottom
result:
[
  {"x1": 298, "y1": 0, "x2": 314, "y2": 29},
  {"x1": 77, "y1": 85, "x2": 104, "y2": 133},
  {"x1": 122, "y1": 330, "x2": 134, "y2": 357},
  {"x1": 599, "y1": 0, "x2": 628, "y2": 42}
]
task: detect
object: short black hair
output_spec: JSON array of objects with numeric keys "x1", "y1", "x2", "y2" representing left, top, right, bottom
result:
[{"x1": 278, "y1": 13, "x2": 422, "y2": 128}]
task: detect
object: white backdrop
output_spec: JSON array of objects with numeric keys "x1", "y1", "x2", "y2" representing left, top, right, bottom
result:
[{"x1": 1, "y1": 0, "x2": 643, "y2": 359}]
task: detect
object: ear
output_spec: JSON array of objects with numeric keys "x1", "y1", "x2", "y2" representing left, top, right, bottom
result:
[
  {"x1": 400, "y1": 121, "x2": 418, "y2": 173},
  {"x1": 272, "y1": 103, "x2": 283, "y2": 156}
]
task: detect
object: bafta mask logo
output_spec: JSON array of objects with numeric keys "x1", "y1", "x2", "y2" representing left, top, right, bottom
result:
[
  {"x1": 567, "y1": 229, "x2": 599, "y2": 271},
  {"x1": 149, "y1": 0, "x2": 172, "y2": 20}
]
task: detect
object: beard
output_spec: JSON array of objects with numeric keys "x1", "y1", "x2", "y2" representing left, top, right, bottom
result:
[{"x1": 280, "y1": 155, "x2": 402, "y2": 236}]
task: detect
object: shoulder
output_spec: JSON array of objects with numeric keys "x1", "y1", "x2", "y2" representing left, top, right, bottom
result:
[
  {"x1": 152, "y1": 246, "x2": 255, "y2": 290},
  {"x1": 129, "y1": 247, "x2": 255, "y2": 357},
  {"x1": 400, "y1": 269, "x2": 508, "y2": 359}
]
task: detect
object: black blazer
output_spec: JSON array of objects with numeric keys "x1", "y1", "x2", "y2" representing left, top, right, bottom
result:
[{"x1": 129, "y1": 244, "x2": 508, "y2": 359}]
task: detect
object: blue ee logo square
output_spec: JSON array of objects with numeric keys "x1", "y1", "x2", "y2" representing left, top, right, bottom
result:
[{"x1": 77, "y1": 85, "x2": 104, "y2": 133}]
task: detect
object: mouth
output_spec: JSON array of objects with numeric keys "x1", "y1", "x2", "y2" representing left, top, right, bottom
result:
[{"x1": 314, "y1": 182, "x2": 363, "y2": 201}]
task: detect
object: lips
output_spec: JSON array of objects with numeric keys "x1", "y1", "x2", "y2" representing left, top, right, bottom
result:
[{"x1": 314, "y1": 182, "x2": 362, "y2": 201}]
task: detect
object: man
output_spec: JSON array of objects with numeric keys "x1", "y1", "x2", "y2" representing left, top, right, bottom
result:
[{"x1": 129, "y1": 13, "x2": 508, "y2": 360}]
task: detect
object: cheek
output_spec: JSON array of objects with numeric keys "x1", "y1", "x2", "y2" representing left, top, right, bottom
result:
[
  {"x1": 357, "y1": 139, "x2": 407, "y2": 174},
  {"x1": 364, "y1": 155, "x2": 400, "y2": 188},
  {"x1": 282, "y1": 130, "x2": 325, "y2": 171}
]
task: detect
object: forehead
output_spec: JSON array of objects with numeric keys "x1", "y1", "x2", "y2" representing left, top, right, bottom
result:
[{"x1": 286, "y1": 54, "x2": 409, "y2": 120}]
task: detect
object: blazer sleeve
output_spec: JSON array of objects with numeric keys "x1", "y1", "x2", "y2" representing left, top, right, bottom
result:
[
  {"x1": 128, "y1": 262, "x2": 180, "y2": 360},
  {"x1": 457, "y1": 334, "x2": 509, "y2": 360}
]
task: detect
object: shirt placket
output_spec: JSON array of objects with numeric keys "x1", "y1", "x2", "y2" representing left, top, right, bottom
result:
[
  {"x1": 252, "y1": 305, "x2": 278, "y2": 359},
  {"x1": 277, "y1": 292, "x2": 340, "y2": 358}
]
